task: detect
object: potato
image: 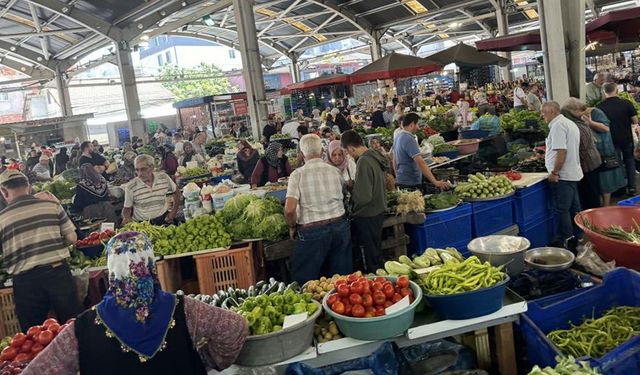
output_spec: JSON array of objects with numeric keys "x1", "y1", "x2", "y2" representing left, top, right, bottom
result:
[
  {"x1": 328, "y1": 322, "x2": 339, "y2": 336},
  {"x1": 323, "y1": 332, "x2": 333, "y2": 340}
]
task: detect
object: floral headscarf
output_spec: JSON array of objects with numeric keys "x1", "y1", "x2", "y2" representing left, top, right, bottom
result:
[
  {"x1": 265, "y1": 142, "x2": 282, "y2": 168},
  {"x1": 96, "y1": 232, "x2": 176, "y2": 360}
]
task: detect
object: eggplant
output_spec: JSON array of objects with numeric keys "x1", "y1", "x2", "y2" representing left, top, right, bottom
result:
[
  {"x1": 227, "y1": 287, "x2": 237, "y2": 300},
  {"x1": 226, "y1": 297, "x2": 239, "y2": 308},
  {"x1": 238, "y1": 289, "x2": 247, "y2": 299},
  {"x1": 277, "y1": 282, "x2": 286, "y2": 293},
  {"x1": 255, "y1": 280, "x2": 266, "y2": 290},
  {"x1": 216, "y1": 290, "x2": 227, "y2": 300},
  {"x1": 211, "y1": 295, "x2": 220, "y2": 307},
  {"x1": 260, "y1": 284, "x2": 269, "y2": 295},
  {"x1": 247, "y1": 286, "x2": 256, "y2": 297},
  {"x1": 264, "y1": 282, "x2": 278, "y2": 295},
  {"x1": 285, "y1": 281, "x2": 299, "y2": 292},
  {"x1": 268, "y1": 277, "x2": 277, "y2": 286}
]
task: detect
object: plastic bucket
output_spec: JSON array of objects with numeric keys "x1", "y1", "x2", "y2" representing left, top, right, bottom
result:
[{"x1": 424, "y1": 276, "x2": 509, "y2": 320}]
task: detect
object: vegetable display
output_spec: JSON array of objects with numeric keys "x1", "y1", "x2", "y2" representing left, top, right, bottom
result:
[
  {"x1": 326, "y1": 274, "x2": 414, "y2": 318},
  {"x1": 528, "y1": 356, "x2": 601, "y2": 375},
  {"x1": 59, "y1": 168, "x2": 79, "y2": 183},
  {"x1": 32, "y1": 180, "x2": 76, "y2": 202},
  {"x1": 419, "y1": 256, "x2": 506, "y2": 296},
  {"x1": 183, "y1": 278, "x2": 300, "y2": 309},
  {"x1": 270, "y1": 134, "x2": 291, "y2": 140},
  {"x1": 501, "y1": 171, "x2": 522, "y2": 181},
  {"x1": 424, "y1": 192, "x2": 460, "y2": 211},
  {"x1": 433, "y1": 143, "x2": 458, "y2": 154},
  {"x1": 582, "y1": 218, "x2": 640, "y2": 244},
  {"x1": 222, "y1": 194, "x2": 287, "y2": 241},
  {"x1": 68, "y1": 247, "x2": 105, "y2": 269},
  {"x1": 547, "y1": 306, "x2": 640, "y2": 358},
  {"x1": 303, "y1": 275, "x2": 344, "y2": 302},
  {"x1": 455, "y1": 173, "x2": 514, "y2": 200},
  {"x1": 75, "y1": 229, "x2": 116, "y2": 248},
  {"x1": 0, "y1": 318, "x2": 69, "y2": 367},
  {"x1": 619, "y1": 91, "x2": 640, "y2": 116},
  {"x1": 177, "y1": 166, "x2": 209, "y2": 178},
  {"x1": 500, "y1": 109, "x2": 546, "y2": 133},
  {"x1": 395, "y1": 191, "x2": 425, "y2": 215},
  {"x1": 515, "y1": 157, "x2": 547, "y2": 172},
  {"x1": 429, "y1": 115, "x2": 456, "y2": 133},
  {"x1": 376, "y1": 248, "x2": 465, "y2": 278},
  {"x1": 303, "y1": 275, "x2": 346, "y2": 342}
]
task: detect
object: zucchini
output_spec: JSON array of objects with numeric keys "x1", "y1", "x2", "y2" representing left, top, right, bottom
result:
[
  {"x1": 211, "y1": 295, "x2": 220, "y2": 307},
  {"x1": 264, "y1": 282, "x2": 278, "y2": 295},
  {"x1": 260, "y1": 284, "x2": 269, "y2": 295},
  {"x1": 216, "y1": 290, "x2": 227, "y2": 300},
  {"x1": 237, "y1": 289, "x2": 247, "y2": 299},
  {"x1": 226, "y1": 297, "x2": 239, "y2": 308},
  {"x1": 285, "y1": 281, "x2": 299, "y2": 292},
  {"x1": 277, "y1": 282, "x2": 286, "y2": 293},
  {"x1": 227, "y1": 287, "x2": 237, "y2": 300}
]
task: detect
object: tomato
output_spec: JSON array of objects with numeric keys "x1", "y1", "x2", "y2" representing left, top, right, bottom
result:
[
  {"x1": 392, "y1": 293, "x2": 403, "y2": 303},
  {"x1": 13, "y1": 353, "x2": 29, "y2": 363},
  {"x1": 382, "y1": 284, "x2": 395, "y2": 298},
  {"x1": 372, "y1": 291, "x2": 386, "y2": 306},
  {"x1": 0, "y1": 347, "x2": 16, "y2": 361},
  {"x1": 19, "y1": 340, "x2": 33, "y2": 354},
  {"x1": 396, "y1": 275, "x2": 410, "y2": 289},
  {"x1": 343, "y1": 301, "x2": 352, "y2": 316},
  {"x1": 361, "y1": 293, "x2": 373, "y2": 308},
  {"x1": 47, "y1": 323, "x2": 61, "y2": 334},
  {"x1": 374, "y1": 306, "x2": 385, "y2": 316},
  {"x1": 346, "y1": 274, "x2": 359, "y2": 284},
  {"x1": 10, "y1": 334, "x2": 26, "y2": 348},
  {"x1": 348, "y1": 294, "x2": 362, "y2": 306},
  {"x1": 334, "y1": 279, "x2": 347, "y2": 288},
  {"x1": 42, "y1": 318, "x2": 58, "y2": 329},
  {"x1": 36, "y1": 330, "x2": 54, "y2": 346},
  {"x1": 372, "y1": 281, "x2": 383, "y2": 291},
  {"x1": 351, "y1": 304, "x2": 365, "y2": 317},
  {"x1": 400, "y1": 287, "x2": 413, "y2": 298},
  {"x1": 31, "y1": 343, "x2": 44, "y2": 355},
  {"x1": 336, "y1": 284, "x2": 350, "y2": 297},
  {"x1": 364, "y1": 311, "x2": 375, "y2": 318},
  {"x1": 326, "y1": 294, "x2": 338, "y2": 307},
  {"x1": 374, "y1": 276, "x2": 386, "y2": 284},
  {"x1": 331, "y1": 301, "x2": 345, "y2": 315},
  {"x1": 365, "y1": 305, "x2": 375, "y2": 314},
  {"x1": 382, "y1": 281, "x2": 393, "y2": 289},
  {"x1": 26, "y1": 326, "x2": 41, "y2": 339},
  {"x1": 362, "y1": 281, "x2": 371, "y2": 295},
  {"x1": 383, "y1": 300, "x2": 393, "y2": 308},
  {"x1": 349, "y1": 281, "x2": 364, "y2": 295}
]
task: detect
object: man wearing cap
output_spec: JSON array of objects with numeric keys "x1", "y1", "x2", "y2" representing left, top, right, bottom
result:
[
  {"x1": 32, "y1": 155, "x2": 53, "y2": 182},
  {"x1": 383, "y1": 102, "x2": 395, "y2": 128},
  {"x1": 371, "y1": 104, "x2": 385, "y2": 128},
  {"x1": 0, "y1": 170, "x2": 80, "y2": 331}
]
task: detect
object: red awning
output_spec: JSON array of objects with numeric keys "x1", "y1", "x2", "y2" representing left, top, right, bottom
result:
[
  {"x1": 349, "y1": 52, "x2": 441, "y2": 84},
  {"x1": 475, "y1": 31, "x2": 542, "y2": 52},
  {"x1": 586, "y1": 6, "x2": 640, "y2": 43},
  {"x1": 285, "y1": 73, "x2": 351, "y2": 91}
]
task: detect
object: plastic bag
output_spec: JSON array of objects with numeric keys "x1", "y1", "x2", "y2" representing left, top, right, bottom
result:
[
  {"x1": 72, "y1": 268, "x2": 90, "y2": 305},
  {"x1": 575, "y1": 241, "x2": 615, "y2": 276}
]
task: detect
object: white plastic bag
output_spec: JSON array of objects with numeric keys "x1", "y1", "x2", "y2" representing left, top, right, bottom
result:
[{"x1": 576, "y1": 242, "x2": 615, "y2": 276}]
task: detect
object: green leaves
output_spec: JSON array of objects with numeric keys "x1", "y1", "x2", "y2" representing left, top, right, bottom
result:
[{"x1": 159, "y1": 62, "x2": 238, "y2": 100}]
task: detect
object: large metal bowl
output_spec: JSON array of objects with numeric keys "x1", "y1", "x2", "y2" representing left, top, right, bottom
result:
[
  {"x1": 467, "y1": 235, "x2": 531, "y2": 276},
  {"x1": 525, "y1": 247, "x2": 575, "y2": 271}
]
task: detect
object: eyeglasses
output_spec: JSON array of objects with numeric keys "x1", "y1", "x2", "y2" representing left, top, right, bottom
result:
[{"x1": 135, "y1": 166, "x2": 151, "y2": 172}]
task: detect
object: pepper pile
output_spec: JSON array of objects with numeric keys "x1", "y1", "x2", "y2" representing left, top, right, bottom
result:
[{"x1": 418, "y1": 256, "x2": 506, "y2": 295}]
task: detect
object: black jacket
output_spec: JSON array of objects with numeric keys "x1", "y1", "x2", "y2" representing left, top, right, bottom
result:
[{"x1": 371, "y1": 110, "x2": 385, "y2": 128}]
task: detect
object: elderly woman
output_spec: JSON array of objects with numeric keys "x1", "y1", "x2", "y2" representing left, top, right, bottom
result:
[
  {"x1": 72, "y1": 163, "x2": 118, "y2": 223},
  {"x1": 179, "y1": 142, "x2": 205, "y2": 168},
  {"x1": 192, "y1": 132, "x2": 208, "y2": 158},
  {"x1": 251, "y1": 142, "x2": 292, "y2": 188},
  {"x1": 327, "y1": 140, "x2": 356, "y2": 183},
  {"x1": 236, "y1": 141, "x2": 259, "y2": 184},
  {"x1": 22, "y1": 232, "x2": 247, "y2": 375},
  {"x1": 563, "y1": 98, "x2": 625, "y2": 206}
]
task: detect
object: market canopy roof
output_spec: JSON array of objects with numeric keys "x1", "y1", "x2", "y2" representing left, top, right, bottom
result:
[
  {"x1": 586, "y1": 42, "x2": 640, "y2": 57},
  {"x1": 349, "y1": 52, "x2": 441, "y2": 84},
  {"x1": 586, "y1": 6, "x2": 640, "y2": 43},
  {"x1": 475, "y1": 31, "x2": 542, "y2": 52},
  {"x1": 286, "y1": 74, "x2": 351, "y2": 91},
  {"x1": 426, "y1": 43, "x2": 510, "y2": 68}
]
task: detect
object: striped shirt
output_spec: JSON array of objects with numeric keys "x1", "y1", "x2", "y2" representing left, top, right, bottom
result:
[
  {"x1": 286, "y1": 158, "x2": 345, "y2": 225},
  {"x1": 0, "y1": 195, "x2": 75, "y2": 275},
  {"x1": 124, "y1": 172, "x2": 177, "y2": 221}
]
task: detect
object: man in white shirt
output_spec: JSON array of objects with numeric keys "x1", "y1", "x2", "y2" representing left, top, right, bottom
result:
[
  {"x1": 32, "y1": 155, "x2": 52, "y2": 182},
  {"x1": 513, "y1": 82, "x2": 528, "y2": 110},
  {"x1": 382, "y1": 102, "x2": 395, "y2": 129},
  {"x1": 542, "y1": 101, "x2": 583, "y2": 246}
]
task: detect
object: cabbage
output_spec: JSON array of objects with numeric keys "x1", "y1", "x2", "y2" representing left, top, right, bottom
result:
[
  {"x1": 222, "y1": 193, "x2": 257, "y2": 222},
  {"x1": 243, "y1": 199, "x2": 268, "y2": 224},
  {"x1": 256, "y1": 214, "x2": 288, "y2": 241},
  {"x1": 263, "y1": 195, "x2": 284, "y2": 215}
]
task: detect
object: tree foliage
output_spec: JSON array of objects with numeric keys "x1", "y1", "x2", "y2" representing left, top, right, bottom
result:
[{"x1": 159, "y1": 62, "x2": 236, "y2": 100}]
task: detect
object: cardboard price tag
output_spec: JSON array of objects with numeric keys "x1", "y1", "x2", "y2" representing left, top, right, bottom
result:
[
  {"x1": 385, "y1": 295, "x2": 410, "y2": 315},
  {"x1": 282, "y1": 312, "x2": 308, "y2": 329},
  {"x1": 100, "y1": 222, "x2": 115, "y2": 232}
]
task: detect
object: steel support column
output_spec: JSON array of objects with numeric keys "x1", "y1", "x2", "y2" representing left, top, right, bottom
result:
[
  {"x1": 539, "y1": 0, "x2": 570, "y2": 103},
  {"x1": 115, "y1": 43, "x2": 145, "y2": 141},
  {"x1": 495, "y1": 4, "x2": 511, "y2": 82},
  {"x1": 370, "y1": 30, "x2": 384, "y2": 62},
  {"x1": 562, "y1": 0, "x2": 585, "y2": 100},
  {"x1": 289, "y1": 53, "x2": 301, "y2": 83},
  {"x1": 54, "y1": 66, "x2": 72, "y2": 116},
  {"x1": 233, "y1": 0, "x2": 268, "y2": 139}
]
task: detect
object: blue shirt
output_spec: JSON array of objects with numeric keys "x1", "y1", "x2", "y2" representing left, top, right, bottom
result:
[{"x1": 393, "y1": 130, "x2": 422, "y2": 186}]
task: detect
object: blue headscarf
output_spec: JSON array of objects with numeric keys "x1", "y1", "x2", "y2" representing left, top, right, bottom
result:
[{"x1": 96, "y1": 232, "x2": 176, "y2": 361}]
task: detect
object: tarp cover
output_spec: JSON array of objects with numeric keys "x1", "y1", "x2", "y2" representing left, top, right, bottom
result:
[
  {"x1": 349, "y1": 52, "x2": 441, "y2": 84},
  {"x1": 426, "y1": 43, "x2": 510, "y2": 68}
]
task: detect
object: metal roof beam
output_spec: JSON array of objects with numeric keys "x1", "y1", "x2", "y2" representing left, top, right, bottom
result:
[
  {"x1": 66, "y1": 54, "x2": 116, "y2": 77},
  {"x1": 0, "y1": 56, "x2": 54, "y2": 80},
  {"x1": 27, "y1": 2, "x2": 50, "y2": 60},
  {"x1": 258, "y1": 0, "x2": 303, "y2": 37},
  {"x1": 168, "y1": 29, "x2": 289, "y2": 57},
  {"x1": 0, "y1": 28, "x2": 88, "y2": 40},
  {"x1": 121, "y1": 0, "x2": 211, "y2": 41},
  {"x1": 457, "y1": 9, "x2": 491, "y2": 34},
  {"x1": 11, "y1": 0, "x2": 81, "y2": 53},
  {"x1": 378, "y1": 0, "x2": 486, "y2": 29},
  {"x1": 0, "y1": 39, "x2": 56, "y2": 71},
  {"x1": 0, "y1": 0, "x2": 19, "y2": 19}
]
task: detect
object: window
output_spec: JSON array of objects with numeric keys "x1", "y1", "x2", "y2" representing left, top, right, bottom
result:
[
  {"x1": 157, "y1": 54, "x2": 164, "y2": 66},
  {"x1": 228, "y1": 49, "x2": 236, "y2": 59},
  {"x1": 165, "y1": 51, "x2": 172, "y2": 64},
  {"x1": 0, "y1": 92, "x2": 8, "y2": 101}
]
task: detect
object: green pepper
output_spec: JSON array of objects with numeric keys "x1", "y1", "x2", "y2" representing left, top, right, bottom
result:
[
  {"x1": 293, "y1": 302, "x2": 307, "y2": 315},
  {"x1": 272, "y1": 325, "x2": 282, "y2": 332},
  {"x1": 276, "y1": 313, "x2": 285, "y2": 325},
  {"x1": 283, "y1": 304, "x2": 295, "y2": 315},
  {"x1": 245, "y1": 313, "x2": 257, "y2": 327},
  {"x1": 301, "y1": 293, "x2": 312, "y2": 303},
  {"x1": 242, "y1": 300, "x2": 256, "y2": 312},
  {"x1": 264, "y1": 306, "x2": 278, "y2": 322},
  {"x1": 272, "y1": 295, "x2": 284, "y2": 306},
  {"x1": 284, "y1": 291, "x2": 299, "y2": 305},
  {"x1": 254, "y1": 316, "x2": 272, "y2": 335},
  {"x1": 250, "y1": 306, "x2": 263, "y2": 320},
  {"x1": 255, "y1": 295, "x2": 268, "y2": 307},
  {"x1": 306, "y1": 303, "x2": 318, "y2": 315}
]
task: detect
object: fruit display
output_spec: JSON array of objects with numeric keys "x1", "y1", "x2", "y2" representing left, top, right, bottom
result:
[
  {"x1": 419, "y1": 256, "x2": 506, "y2": 296},
  {"x1": 120, "y1": 214, "x2": 231, "y2": 256},
  {"x1": 455, "y1": 173, "x2": 514, "y2": 200},
  {"x1": 75, "y1": 229, "x2": 116, "y2": 248},
  {"x1": 376, "y1": 248, "x2": 465, "y2": 278},
  {"x1": 221, "y1": 194, "x2": 287, "y2": 241},
  {"x1": 499, "y1": 109, "x2": 546, "y2": 133},
  {"x1": 424, "y1": 192, "x2": 460, "y2": 211},
  {"x1": 0, "y1": 318, "x2": 69, "y2": 368},
  {"x1": 326, "y1": 274, "x2": 414, "y2": 318},
  {"x1": 528, "y1": 356, "x2": 600, "y2": 375},
  {"x1": 302, "y1": 275, "x2": 344, "y2": 302},
  {"x1": 183, "y1": 278, "x2": 300, "y2": 308},
  {"x1": 303, "y1": 275, "x2": 348, "y2": 343},
  {"x1": 394, "y1": 191, "x2": 425, "y2": 215}
]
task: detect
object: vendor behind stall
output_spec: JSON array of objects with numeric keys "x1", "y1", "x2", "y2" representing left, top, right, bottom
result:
[
  {"x1": 122, "y1": 155, "x2": 180, "y2": 226},
  {"x1": 22, "y1": 232, "x2": 248, "y2": 375},
  {"x1": 250, "y1": 142, "x2": 292, "y2": 188},
  {"x1": 179, "y1": 142, "x2": 205, "y2": 168},
  {"x1": 236, "y1": 141, "x2": 259, "y2": 184},
  {"x1": 73, "y1": 163, "x2": 118, "y2": 224},
  {"x1": 192, "y1": 132, "x2": 207, "y2": 158},
  {"x1": 32, "y1": 155, "x2": 53, "y2": 182}
]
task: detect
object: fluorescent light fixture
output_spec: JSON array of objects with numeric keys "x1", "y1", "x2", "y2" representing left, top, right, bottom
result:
[
  {"x1": 405, "y1": 0, "x2": 428, "y2": 14},
  {"x1": 202, "y1": 15, "x2": 215, "y2": 26},
  {"x1": 438, "y1": 33, "x2": 449, "y2": 39},
  {"x1": 524, "y1": 8, "x2": 538, "y2": 19}
]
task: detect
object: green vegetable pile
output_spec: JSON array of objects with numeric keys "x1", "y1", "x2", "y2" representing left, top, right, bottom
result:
[
  {"x1": 179, "y1": 167, "x2": 209, "y2": 178},
  {"x1": 455, "y1": 173, "x2": 514, "y2": 200},
  {"x1": 619, "y1": 91, "x2": 640, "y2": 116},
  {"x1": 60, "y1": 168, "x2": 80, "y2": 183},
  {"x1": 425, "y1": 192, "x2": 460, "y2": 211},
  {"x1": 429, "y1": 115, "x2": 456, "y2": 133},
  {"x1": 376, "y1": 248, "x2": 465, "y2": 278},
  {"x1": 185, "y1": 278, "x2": 300, "y2": 308},
  {"x1": 547, "y1": 306, "x2": 640, "y2": 358},
  {"x1": 68, "y1": 247, "x2": 101, "y2": 269},
  {"x1": 433, "y1": 143, "x2": 457, "y2": 154},
  {"x1": 271, "y1": 133, "x2": 291, "y2": 140},
  {"x1": 528, "y1": 356, "x2": 601, "y2": 375},
  {"x1": 121, "y1": 213, "x2": 232, "y2": 256},
  {"x1": 500, "y1": 109, "x2": 546, "y2": 133},
  {"x1": 419, "y1": 256, "x2": 506, "y2": 295},
  {"x1": 582, "y1": 218, "x2": 640, "y2": 244},
  {"x1": 222, "y1": 194, "x2": 287, "y2": 241},
  {"x1": 136, "y1": 145, "x2": 156, "y2": 155},
  {"x1": 32, "y1": 179, "x2": 76, "y2": 201},
  {"x1": 516, "y1": 157, "x2": 546, "y2": 172}
]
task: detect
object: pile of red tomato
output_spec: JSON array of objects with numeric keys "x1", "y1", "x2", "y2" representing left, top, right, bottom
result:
[
  {"x1": 502, "y1": 171, "x2": 522, "y2": 181},
  {"x1": 0, "y1": 318, "x2": 71, "y2": 368},
  {"x1": 327, "y1": 274, "x2": 414, "y2": 318},
  {"x1": 76, "y1": 229, "x2": 116, "y2": 248}
]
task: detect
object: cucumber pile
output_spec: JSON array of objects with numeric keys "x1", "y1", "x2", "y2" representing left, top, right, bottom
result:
[{"x1": 455, "y1": 173, "x2": 514, "y2": 200}]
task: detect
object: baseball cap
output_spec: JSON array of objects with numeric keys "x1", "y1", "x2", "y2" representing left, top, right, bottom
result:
[{"x1": 0, "y1": 170, "x2": 27, "y2": 185}]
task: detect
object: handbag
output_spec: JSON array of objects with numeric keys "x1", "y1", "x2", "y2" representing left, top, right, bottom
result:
[{"x1": 600, "y1": 154, "x2": 620, "y2": 169}]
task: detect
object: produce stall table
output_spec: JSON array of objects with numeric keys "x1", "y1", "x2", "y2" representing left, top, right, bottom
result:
[
  {"x1": 426, "y1": 153, "x2": 474, "y2": 168},
  {"x1": 212, "y1": 290, "x2": 527, "y2": 375}
]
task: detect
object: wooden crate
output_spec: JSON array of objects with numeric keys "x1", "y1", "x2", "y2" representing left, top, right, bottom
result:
[
  {"x1": 0, "y1": 288, "x2": 21, "y2": 337},
  {"x1": 156, "y1": 259, "x2": 183, "y2": 293},
  {"x1": 194, "y1": 245, "x2": 255, "y2": 295}
]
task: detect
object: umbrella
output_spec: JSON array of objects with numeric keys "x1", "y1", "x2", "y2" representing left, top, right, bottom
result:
[
  {"x1": 586, "y1": 6, "x2": 640, "y2": 44},
  {"x1": 285, "y1": 73, "x2": 351, "y2": 91},
  {"x1": 475, "y1": 31, "x2": 542, "y2": 52},
  {"x1": 349, "y1": 52, "x2": 441, "y2": 84},
  {"x1": 427, "y1": 43, "x2": 510, "y2": 68}
]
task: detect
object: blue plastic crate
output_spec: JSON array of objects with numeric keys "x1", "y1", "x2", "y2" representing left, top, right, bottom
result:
[
  {"x1": 406, "y1": 203, "x2": 472, "y2": 256},
  {"x1": 470, "y1": 196, "x2": 514, "y2": 237},
  {"x1": 617, "y1": 195, "x2": 640, "y2": 207},
  {"x1": 518, "y1": 211, "x2": 556, "y2": 248},
  {"x1": 519, "y1": 268, "x2": 640, "y2": 375},
  {"x1": 514, "y1": 181, "x2": 552, "y2": 225}
]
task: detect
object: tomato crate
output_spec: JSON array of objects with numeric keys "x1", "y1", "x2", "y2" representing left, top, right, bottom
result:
[
  {"x1": 405, "y1": 203, "x2": 472, "y2": 256},
  {"x1": 194, "y1": 245, "x2": 255, "y2": 295},
  {"x1": 0, "y1": 288, "x2": 21, "y2": 337}
]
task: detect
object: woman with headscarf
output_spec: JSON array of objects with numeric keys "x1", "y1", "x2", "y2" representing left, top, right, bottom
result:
[
  {"x1": 21, "y1": 232, "x2": 247, "y2": 375},
  {"x1": 54, "y1": 147, "x2": 69, "y2": 176},
  {"x1": 158, "y1": 144, "x2": 178, "y2": 178},
  {"x1": 192, "y1": 132, "x2": 208, "y2": 158},
  {"x1": 327, "y1": 140, "x2": 356, "y2": 184},
  {"x1": 73, "y1": 163, "x2": 118, "y2": 223},
  {"x1": 236, "y1": 140, "x2": 259, "y2": 184},
  {"x1": 178, "y1": 141, "x2": 205, "y2": 168},
  {"x1": 250, "y1": 142, "x2": 292, "y2": 188},
  {"x1": 113, "y1": 151, "x2": 136, "y2": 186}
]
